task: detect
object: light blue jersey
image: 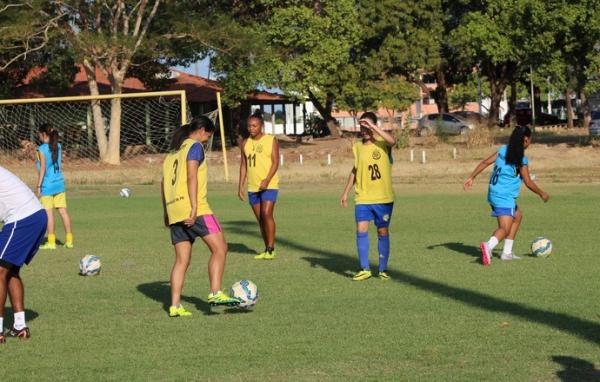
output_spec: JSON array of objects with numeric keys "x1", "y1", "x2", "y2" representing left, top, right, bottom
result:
[
  {"x1": 487, "y1": 145, "x2": 528, "y2": 208},
  {"x1": 37, "y1": 143, "x2": 65, "y2": 196}
]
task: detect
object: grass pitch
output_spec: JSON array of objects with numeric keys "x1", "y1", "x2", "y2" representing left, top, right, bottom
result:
[{"x1": 1, "y1": 182, "x2": 599, "y2": 381}]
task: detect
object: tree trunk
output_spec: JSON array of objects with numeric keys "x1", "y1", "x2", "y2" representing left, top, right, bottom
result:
[
  {"x1": 508, "y1": 81, "x2": 517, "y2": 127},
  {"x1": 434, "y1": 69, "x2": 449, "y2": 113},
  {"x1": 580, "y1": 90, "x2": 591, "y2": 129},
  {"x1": 488, "y1": 79, "x2": 507, "y2": 128},
  {"x1": 103, "y1": 69, "x2": 126, "y2": 165},
  {"x1": 307, "y1": 90, "x2": 340, "y2": 137},
  {"x1": 83, "y1": 61, "x2": 109, "y2": 161},
  {"x1": 565, "y1": 89, "x2": 574, "y2": 129},
  {"x1": 533, "y1": 85, "x2": 542, "y2": 117}
]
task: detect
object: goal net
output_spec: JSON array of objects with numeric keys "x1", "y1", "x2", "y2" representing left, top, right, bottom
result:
[{"x1": 0, "y1": 91, "x2": 217, "y2": 167}]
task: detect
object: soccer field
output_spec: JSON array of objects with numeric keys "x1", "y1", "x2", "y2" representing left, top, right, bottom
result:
[{"x1": 2, "y1": 182, "x2": 599, "y2": 381}]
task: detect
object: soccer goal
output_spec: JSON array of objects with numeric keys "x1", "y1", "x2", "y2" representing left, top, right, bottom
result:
[{"x1": 0, "y1": 90, "x2": 214, "y2": 165}]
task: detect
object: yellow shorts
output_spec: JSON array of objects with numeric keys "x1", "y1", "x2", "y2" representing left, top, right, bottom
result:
[{"x1": 40, "y1": 192, "x2": 67, "y2": 209}]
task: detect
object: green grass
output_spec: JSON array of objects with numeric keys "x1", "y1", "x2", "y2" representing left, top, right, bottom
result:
[{"x1": 1, "y1": 183, "x2": 599, "y2": 381}]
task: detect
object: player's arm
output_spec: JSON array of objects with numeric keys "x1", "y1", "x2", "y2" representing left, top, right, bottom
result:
[
  {"x1": 520, "y1": 165, "x2": 549, "y2": 202},
  {"x1": 36, "y1": 150, "x2": 46, "y2": 197},
  {"x1": 160, "y1": 179, "x2": 169, "y2": 227},
  {"x1": 238, "y1": 140, "x2": 247, "y2": 201},
  {"x1": 360, "y1": 118, "x2": 395, "y2": 146},
  {"x1": 185, "y1": 159, "x2": 199, "y2": 227},
  {"x1": 463, "y1": 152, "x2": 497, "y2": 191},
  {"x1": 340, "y1": 167, "x2": 356, "y2": 208},
  {"x1": 260, "y1": 137, "x2": 280, "y2": 190}
]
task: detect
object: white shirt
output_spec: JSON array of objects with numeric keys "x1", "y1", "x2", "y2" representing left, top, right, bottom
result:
[{"x1": 0, "y1": 165, "x2": 43, "y2": 223}]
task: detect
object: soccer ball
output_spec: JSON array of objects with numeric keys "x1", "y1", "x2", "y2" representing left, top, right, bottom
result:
[
  {"x1": 230, "y1": 279, "x2": 258, "y2": 309},
  {"x1": 531, "y1": 237, "x2": 552, "y2": 258},
  {"x1": 79, "y1": 255, "x2": 101, "y2": 276},
  {"x1": 119, "y1": 187, "x2": 131, "y2": 198}
]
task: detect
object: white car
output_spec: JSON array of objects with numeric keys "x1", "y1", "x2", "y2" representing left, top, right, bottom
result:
[{"x1": 590, "y1": 110, "x2": 600, "y2": 137}]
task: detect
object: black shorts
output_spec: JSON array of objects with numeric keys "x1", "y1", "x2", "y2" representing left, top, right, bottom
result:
[{"x1": 170, "y1": 215, "x2": 222, "y2": 245}]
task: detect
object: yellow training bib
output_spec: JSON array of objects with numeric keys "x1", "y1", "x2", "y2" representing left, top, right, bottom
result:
[
  {"x1": 353, "y1": 139, "x2": 394, "y2": 204},
  {"x1": 244, "y1": 135, "x2": 279, "y2": 192},
  {"x1": 163, "y1": 138, "x2": 212, "y2": 224}
]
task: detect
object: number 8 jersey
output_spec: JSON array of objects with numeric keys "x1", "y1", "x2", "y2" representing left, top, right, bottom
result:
[
  {"x1": 163, "y1": 138, "x2": 212, "y2": 224},
  {"x1": 487, "y1": 145, "x2": 528, "y2": 208},
  {"x1": 353, "y1": 139, "x2": 394, "y2": 204}
]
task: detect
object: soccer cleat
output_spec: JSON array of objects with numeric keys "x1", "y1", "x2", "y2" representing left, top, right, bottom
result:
[
  {"x1": 501, "y1": 252, "x2": 521, "y2": 261},
  {"x1": 6, "y1": 326, "x2": 30, "y2": 339},
  {"x1": 39, "y1": 242, "x2": 56, "y2": 250},
  {"x1": 253, "y1": 252, "x2": 268, "y2": 259},
  {"x1": 379, "y1": 271, "x2": 390, "y2": 280},
  {"x1": 352, "y1": 270, "x2": 372, "y2": 281},
  {"x1": 263, "y1": 250, "x2": 276, "y2": 260},
  {"x1": 64, "y1": 242, "x2": 74, "y2": 249},
  {"x1": 480, "y1": 242, "x2": 491, "y2": 266},
  {"x1": 208, "y1": 291, "x2": 241, "y2": 306},
  {"x1": 169, "y1": 305, "x2": 192, "y2": 317}
]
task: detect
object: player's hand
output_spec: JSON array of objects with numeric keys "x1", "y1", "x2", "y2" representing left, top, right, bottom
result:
[
  {"x1": 463, "y1": 177, "x2": 474, "y2": 191},
  {"x1": 36, "y1": 187, "x2": 41, "y2": 197},
  {"x1": 259, "y1": 179, "x2": 269, "y2": 190},
  {"x1": 238, "y1": 189, "x2": 246, "y2": 201},
  {"x1": 340, "y1": 193, "x2": 348, "y2": 208},
  {"x1": 359, "y1": 119, "x2": 376, "y2": 130},
  {"x1": 184, "y1": 208, "x2": 197, "y2": 227},
  {"x1": 541, "y1": 192, "x2": 550, "y2": 203}
]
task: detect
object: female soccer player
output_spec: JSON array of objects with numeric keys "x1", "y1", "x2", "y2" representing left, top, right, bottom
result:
[
  {"x1": 238, "y1": 112, "x2": 280, "y2": 260},
  {"x1": 340, "y1": 112, "x2": 396, "y2": 281},
  {"x1": 464, "y1": 125, "x2": 549, "y2": 266},
  {"x1": 0, "y1": 165, "x2": 48, "y2": 342},
  {"x1": 36, "y1": 123, "x2": 74, "y2": 249},
  {"x1": 161, "y1": 116, "x2": 239, "y2": 317}
]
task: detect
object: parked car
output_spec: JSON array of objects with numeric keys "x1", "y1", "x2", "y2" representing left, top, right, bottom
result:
[
  {"x1": 418, "y1": 113, "x2": 475, "y2": 136},
  {"x1": 502, "y1": 109, "x2": 563, "y2": 127},
  {"x1": 590, "y1": 110, "x2": 600, "y2": 137},
  {"x1": 451, "y1": 111, "x2": 485, "y2": 124}
]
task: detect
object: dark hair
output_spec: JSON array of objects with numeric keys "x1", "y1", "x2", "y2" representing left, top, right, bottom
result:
[
  {"x1": 505, "y1": 125, "x2": 532, "y2": 172},
  {"x1": 360, "y1": 111, "x2": 378, "y2": 124},
  {"x1": 38, "y1": 123, "x2": 60, "y2": 168},
  {"x1": 169, "y1": 116, "x2": 215, "y2": 151},
  {"x1": 248, "y1": 109, "x2": 264, "y2": 125}
]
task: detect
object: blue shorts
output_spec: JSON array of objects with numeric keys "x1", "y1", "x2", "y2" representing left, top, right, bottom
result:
[
  {"x1": 0, "y1": 209, "x2": 47, "y2": 270},
  {"x1": 490, "y1": 205, "x2": 518, "y2": 218},
  {"x1": 355, "y1": 203, "x2": 394, "y2": 228},
  {"x1": 248, "y1": 189, "x2": 278, "y2": 205}
]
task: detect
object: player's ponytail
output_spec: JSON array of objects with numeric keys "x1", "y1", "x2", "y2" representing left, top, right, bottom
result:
[
  {"x1": 170, "y1": 116, "x2": 216, "y2": 151},
  {"x1": 38, "y1": 123, "x2": 60, "y2": 169},
  {"x1": 506, "y1": 125, "x2": 532, "y2": 172}
]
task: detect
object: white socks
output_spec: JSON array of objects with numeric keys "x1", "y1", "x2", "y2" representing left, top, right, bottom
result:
[
  {"x1": 502, "y1": 239, "x2": 514, "y2": 255},
  {"x1": 487, "y1": 236, "x2": 499, "y2": 251},
  {"x1": 14, "y1": 311, "x2": 26, "y2": 330}
]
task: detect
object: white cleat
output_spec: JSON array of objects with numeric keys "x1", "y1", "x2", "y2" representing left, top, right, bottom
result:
[{"x1": 501, "y1": 253, "x2": 521, "y2": 261}]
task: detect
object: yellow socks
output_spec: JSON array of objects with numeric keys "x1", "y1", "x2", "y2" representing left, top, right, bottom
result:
[{"x1": 48, "y1": 234, "x2": 56, "y2": 245}]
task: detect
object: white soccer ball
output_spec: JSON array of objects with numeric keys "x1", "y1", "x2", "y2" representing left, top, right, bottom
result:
[
  {"x1": 79, "y1": 255, "x2": 101, "y2": 276},
  {"x1": 230, "y1": 279, "x2": 258, "y2": 309},
  {"x1": 119, "y1": 187, "x2": 131, "y2": 198},
  {"x1": 531, "y1": 237, "x2": 552, "y2": 258}
]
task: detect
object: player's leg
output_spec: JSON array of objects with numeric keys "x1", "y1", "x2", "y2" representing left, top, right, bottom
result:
[
  {"x1": 0, "y1": 266, "x2": 8, "y2": 343},
  {"x1": 6, "y1": 270, "x2": 29, "y2": 338},
  {"x1": 57, "y1": 205, "x2": 73, "y2": 248},
  {"x1": 40, "y1": 207, "x2": 56, "y2": 249},
  {"x1": 169, "y1": 240, "x2": 193, "y2": 317},
  {"x1": 249, "y1": 194, "x2": 268, "y2": 258},
  {"x1": 353, "y1": 204, "x2": 372, "y2": 281},
  {"x1": 373, "y1": 203, "x2": 393, "y2": 279},
  {"x1": 481, "y1": 214, "x2": 513, "y2": 265},
  {"x1": 260, "y1": 199, "x2": 276, "y2": 259},
  {"x1": 202, "y1": 228, "x2": 240, "y2": 306},
  {"x1": 501, "y1": 208, "x2": 522, "y2": 260}
]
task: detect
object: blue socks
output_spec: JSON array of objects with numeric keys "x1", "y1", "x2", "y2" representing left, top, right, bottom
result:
[
  {"x1": 356, "y1": 231, "x2": 370, "y2": 270},
  {"x1": 378, "y1": 234, "x2": 390, "y2": 272}
]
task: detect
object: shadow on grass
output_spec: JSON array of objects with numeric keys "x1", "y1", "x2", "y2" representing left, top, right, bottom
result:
[
  {"x1": 427, "y1": 242, "x2": 481, "y2": 258},
  {"x1": 228, "y1": 242, "x2": 256, "y2": 255},
  {"x1": 2, "y1": 308, "x2": 39, "y2": 328},
  {"x1": 222, "y1": 220, "x2": 600, "y2": 346},
  {"x1": 137, "y1": 281, "x2": 216, "y2": 316},
  {"x1": 553, "y1": 356, "x2": 600, "y2": 382}
]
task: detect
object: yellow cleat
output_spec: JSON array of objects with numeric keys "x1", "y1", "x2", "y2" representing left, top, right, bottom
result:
[
  {"x1": 352, "y1": 270, "x2": 372, "y2": 281},
  {"x1": 263, "y1": 250, "x2": 276, "y2": 260},
  {"x1": 379, "y1": 271, "x2": 390, "y2": 280},
  {"x1": 39, "y1": 242, "x2": 56, "y2": 250},
  {"x1": 169, "y1": 304, "x2": 192, "y2": 317},
  {"x1": 64, "y1": 242, "x2": 74, "y2": 249},
  {"x1": 208, "y1": 291, "x2": 241, "y2": 306},
  {"x1": 253, "y1": 252, "x2": 268, "y2": 259}
]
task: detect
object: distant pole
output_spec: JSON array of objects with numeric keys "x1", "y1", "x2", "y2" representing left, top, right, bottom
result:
[
  {"x1": 216, "y1": 92, "x2": 229, "y2": 182},
  {"x1": 280, "y1": 153, "x2": 284, "y2": 166},
  {"x1": 300, "y1": 154, "x2": 303, "y2": 165},
  {"x1": 327, "y1": 153, "x2": 331, "y2": 165},
  {"x1": 530, "y1": 65, "x2": 536, "y2": 127},
  {"x1": 477, "y1": 64, "x2": 483, "y2": 114},
  {"x1": 421, "y1": 150, "x2": 426, "y2": 164},
  {"x1": 453, "y1": 147, "x2": 457, "y2": 160},
  {"x1": 410, "y1": 149, "x2": 414, "y2": 162}
]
